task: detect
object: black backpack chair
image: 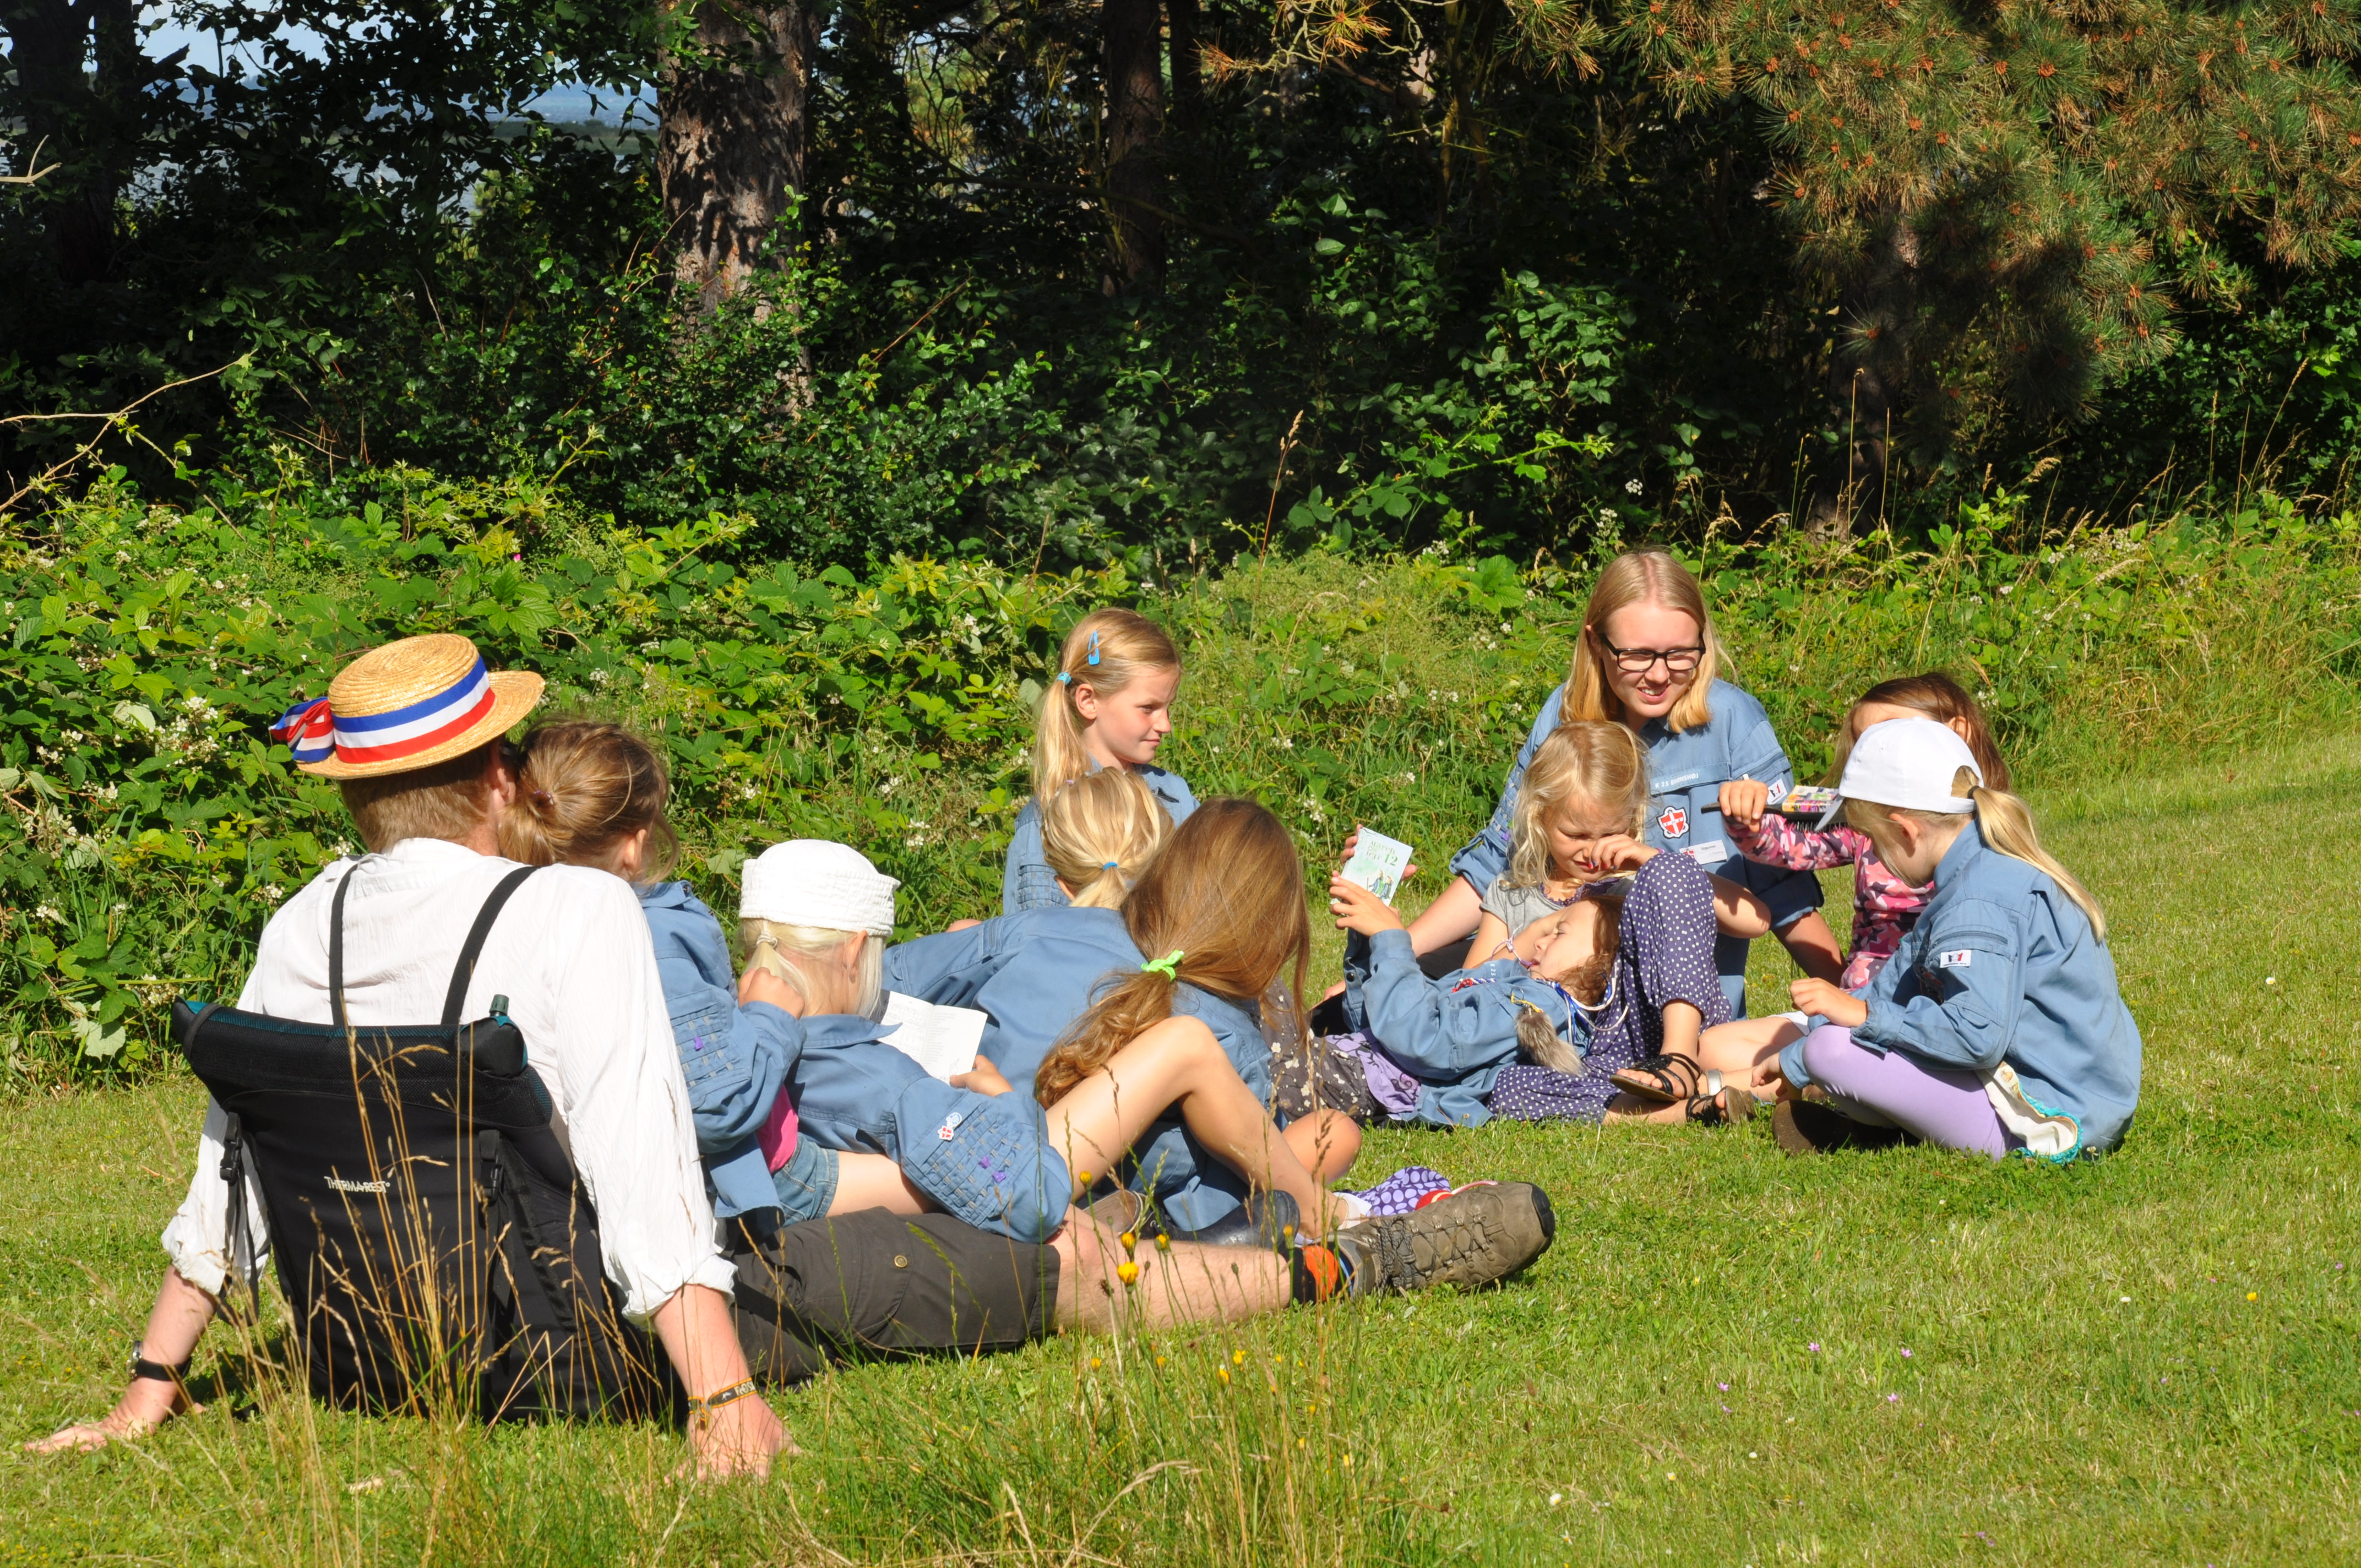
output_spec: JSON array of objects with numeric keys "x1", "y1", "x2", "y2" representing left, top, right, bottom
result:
[{"x1": 173, "y1": 864, "x2": 679, "y2": 1423}]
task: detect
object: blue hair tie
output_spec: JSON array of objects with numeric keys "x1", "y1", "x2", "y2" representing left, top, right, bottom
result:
[
  {"x1": 1086, "y1": 630, "x2": 1102, "y2": 667},
  {"x1": 1101, "y1": 860, "x2": 1119, "y2": 869},
  {"x1": 1057, "y1": 671, "x2": 1073, "y2": 685}
]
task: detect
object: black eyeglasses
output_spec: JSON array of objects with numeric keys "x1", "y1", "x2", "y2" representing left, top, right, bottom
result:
[{"x1": 1591, "y1": 631, "x2": 1705, "y2": 676}]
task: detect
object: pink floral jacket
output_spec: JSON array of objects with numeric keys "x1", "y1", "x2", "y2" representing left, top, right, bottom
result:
[{"x1": 1728, "y1": 813, "x2": 1926, "y2": 991}]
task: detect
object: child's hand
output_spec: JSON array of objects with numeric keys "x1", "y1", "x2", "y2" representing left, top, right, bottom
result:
[
  {"x1": 741, "y1": 965, "x2": 807, "y2": 1019},
  {"x1": 951, "y1": 1057, "x2": 1013, "y2": 1097},
  {"x1": 1790, "y1": 977, "x2": 1868, "y2": 1030},
  {"x1": 1328, "y1": 874, "x2": 1406, "y2": 936},
  {"x1": 1587, "y1": 834, "x2": 1657, "y2": 875},
  {"x1": 1719, "y1": 778, "x2": 1771, "y2": 829}
]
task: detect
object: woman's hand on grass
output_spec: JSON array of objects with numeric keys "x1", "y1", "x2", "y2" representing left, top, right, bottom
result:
[
  {"x1": 1718, "y1": 778, "x2": 1771, "y2": 830},
  {"x1": 25, "y1": 1379, "x2": 193, "y2": 1454},
  {"x1": 1328, "y1": 875, "x2": 1404, "y2": 936},
  {"x1": 1790, "y1": 978, "x2": 1868, "y2": 1030}
]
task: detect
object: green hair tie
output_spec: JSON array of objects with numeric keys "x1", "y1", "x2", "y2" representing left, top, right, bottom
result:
[{"x1": 1140, "y1": 950, "x2": 1184, "y2": 979}]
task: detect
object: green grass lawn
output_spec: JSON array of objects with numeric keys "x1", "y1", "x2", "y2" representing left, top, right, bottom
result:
[{"x1": 5, "y1": 734, "x2": 2360, "y2": 1566}]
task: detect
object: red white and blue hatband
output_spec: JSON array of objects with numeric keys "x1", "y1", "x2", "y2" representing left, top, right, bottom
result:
[{"x1": 270, "y1": 633, "x2": 545, "y2": 778}]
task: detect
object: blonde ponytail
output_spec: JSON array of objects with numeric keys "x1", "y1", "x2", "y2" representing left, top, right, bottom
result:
[
  {"x1": 1964, "y1": 777, "x2": 2107, "y2": 942},
  {"x1": 1031, "y1": 609, "x2": 1182, "y2": 805},
  {"x1": 1039, "y1": 767, "x2": 1171, "y2": 909},
  {"x1": 1847, "y1": 766, "x2": 2107, "y2": 943}
]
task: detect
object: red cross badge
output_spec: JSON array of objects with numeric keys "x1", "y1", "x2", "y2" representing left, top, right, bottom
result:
[{"x1": 1658, "y1": 807, "x2": 1688, "y2": 838}]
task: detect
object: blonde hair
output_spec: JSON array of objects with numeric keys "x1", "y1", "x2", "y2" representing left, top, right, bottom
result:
[
  {"x1": 1507, "y1": 721, "x2": 1651, "y2": 888},
  {"x1": 498, "y1": 721, "x2": 680, "y2": 881},
  {"x1": 1846, "y1": 767, "x2": 2106, "y2": 940},
  {"x1": 1031, "y1": 609, "x2": 1181, "y2": 804},
  {"x1": 1040, "y1": 767, "x2": 1171, "y2": 910},
  {"x1": 1033, "y1": 799, "x2": 1309, "y2": 1106},
  {"x1": 1827, "y1": 672, "x2": 2012, "y2": 792},
  {"x1": 342, "y1": 741, "x2": 500, "y2": 853},
  {"x1": 738, "y1": 919, "x2": 885, "y2": 1019},
  {"x1": 1562, "y1": 549, "x2": 1720, "y2": 733}
]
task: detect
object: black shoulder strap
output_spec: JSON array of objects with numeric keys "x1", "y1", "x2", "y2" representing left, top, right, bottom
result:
[
  {"x1": 329, "y1": 864, "x2": 358, "y2": 1031},
  {"x1": 441, "y1": 865, "x2": 541, "y2": 1033}
]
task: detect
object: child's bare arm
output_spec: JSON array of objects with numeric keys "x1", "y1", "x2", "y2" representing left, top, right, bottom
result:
[{"x1": 1705, "y1": 873, "x2": 1775, "y2": 938}]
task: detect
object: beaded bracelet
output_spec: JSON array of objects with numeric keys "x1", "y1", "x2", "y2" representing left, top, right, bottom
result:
[{"x1": 686, "y1": 1378, "x2": 760, "y2": 1422}]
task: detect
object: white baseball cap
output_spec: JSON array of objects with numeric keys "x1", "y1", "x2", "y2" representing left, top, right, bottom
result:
[
  {"x1": 1817, "y1": 717, "x2": 1984, "y2": 826},
  {"x1": 739, "y1": 840, "x2": 899, "y2": 935}
]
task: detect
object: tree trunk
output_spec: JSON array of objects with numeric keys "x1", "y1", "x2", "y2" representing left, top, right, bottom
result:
[
  {"x1": 1806, "y1": 220, "x2": 1912, "y2": 535},
  {"x1": 1101, "y1": 0, "x2": 1165, "y2": 293},
  {"x1": 3, "y1": 0, "x2": 140, "y2": 286},
  {"x1": 657, "y1": 0, "x2": 813, "y2": 314}
]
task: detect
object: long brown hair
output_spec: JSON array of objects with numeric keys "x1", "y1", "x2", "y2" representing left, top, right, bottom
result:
[
  {"x1": 1828, "y1": 672, "x2": 2012, "y2": 791},
  {"x1": 1562, "y1": 549, "x2": 1720, "y2": 733},
  {"x1": 1031, "y1": 608, "x2": 1181, "y2": 807},
  {"x1": 1033, "y1": 798, "x2": 1309, "y2": 1106},
  {"x1": 497, "y1": 721, "x2": 679, "y2": 881}
]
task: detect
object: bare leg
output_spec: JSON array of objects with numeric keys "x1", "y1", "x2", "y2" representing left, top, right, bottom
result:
[
  {"x1": 1050, "y1": 1208, "x2": 1290, "y2": 1332},
  {"x1": 1042, "y1": 1016, "x2": 1337, "y2": 1227},
  {"x1": 1698, "y1": 1015, "x2": 1801, "y2": 1080},
  {"x1": 825, "y1": 1151, "x2": 936, "y2": 1216},
  {"x1": 1284, "y1": 1108, "x2": 1361, "y2": 1182}
]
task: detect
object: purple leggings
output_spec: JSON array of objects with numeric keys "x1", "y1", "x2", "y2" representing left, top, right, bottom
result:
[{"x1": 1798, "y1": 1026, "x2": 2021, "y2": 1160}]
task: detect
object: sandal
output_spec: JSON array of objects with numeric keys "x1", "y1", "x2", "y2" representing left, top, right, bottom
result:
[
  {"x1": 1609, "y1": 1052, "x2": 1705, "y2": 1103},
  {"x1": 1688, "y1": 1081, "x2": 1759, "y2": 1126}
]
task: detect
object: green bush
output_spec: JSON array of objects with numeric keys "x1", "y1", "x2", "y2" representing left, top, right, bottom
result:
[{"x1": 4, "y1": 466, "x2": 2356, "y2": 1081}]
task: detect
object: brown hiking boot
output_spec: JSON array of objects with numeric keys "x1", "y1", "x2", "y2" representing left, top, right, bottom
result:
[
  {"x1": 1772, "y1": 1098, "x2": 1911, "y2": 1156},
  {"x1": 1332, "y1": 1182, "x2": 1555, "y2": 1294}
]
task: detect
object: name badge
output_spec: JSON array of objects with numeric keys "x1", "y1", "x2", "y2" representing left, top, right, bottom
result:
[
  {"x1": 1682, "y1": 840, "x2": 1729, "y2": 865},
  {"x1": 1938, "y1": 949, "x2": 1973, "y2": 968}
]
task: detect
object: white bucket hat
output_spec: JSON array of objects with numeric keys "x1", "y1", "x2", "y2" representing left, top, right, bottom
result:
[
  {"x1": 739, "y1": 841, "x2": 899, "y2": 936},
  {"x1": 1818, "y1": 717, "x2": 1984, "y2": 826}
]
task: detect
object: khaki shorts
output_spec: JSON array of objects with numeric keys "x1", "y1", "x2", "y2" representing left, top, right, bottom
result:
[{"x1": 728, "y1": 1209, "x2": 1060, "y2": 1386}]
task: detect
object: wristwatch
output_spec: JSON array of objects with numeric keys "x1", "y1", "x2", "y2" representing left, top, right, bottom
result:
[{"x1": 129, "y1": 1342, "x2": 191, "y2": 1384}]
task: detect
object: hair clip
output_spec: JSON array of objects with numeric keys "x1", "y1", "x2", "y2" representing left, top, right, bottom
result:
[
  {"x1": 1086, "y1": 630, "x2": 1102, "y2": 667},
  {"x1": 1139, "y1": 949, "x2": 1184, "y2": 978}
]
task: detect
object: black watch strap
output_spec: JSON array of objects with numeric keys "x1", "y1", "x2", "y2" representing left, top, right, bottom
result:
[{"x1": 129, "y1": 1342, "x2": 190, "y2": 1384}]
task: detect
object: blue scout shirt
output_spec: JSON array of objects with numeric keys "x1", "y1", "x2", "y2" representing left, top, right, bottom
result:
[
  {"x1": 639, "y1": 880, "x2": 799, "y2": 1221},
  {"x1": 1777, "y1": 821, "x2": 2142, "y2": 1158},
  {"x1": 1341, "y1": 928, "x2": 1592, "y2": 1128},
  {"x1": 1449, "y1": 679, "x2": 1821, "y2": 1016},
  {"x1": 885, "y1": 910, "x2": 1272, "y2": 1231},
  {"x1": 1001, "y1": 762, "x2": 1198, "y2": 913},
  {"x1": 883, "y1": 906, "x2": 1141, "y2": 1091},
  {"x1": 787, "y1": 1012, "x2": 1073, "y2": 1243}
]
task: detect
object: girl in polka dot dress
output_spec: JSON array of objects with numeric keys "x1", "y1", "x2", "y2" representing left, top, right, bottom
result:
[{"x1": 1323, "y1": 721, "x2": 1769, "y2": 1127}]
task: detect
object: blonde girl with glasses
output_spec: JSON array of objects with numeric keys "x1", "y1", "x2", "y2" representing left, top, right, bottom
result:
[
  {"x1": 1003, "y1": 609, "x2": 1196, "y2": 914},
  {"x1": 1382, "y1": 549, "x2": 1835, "y2": 1018}
]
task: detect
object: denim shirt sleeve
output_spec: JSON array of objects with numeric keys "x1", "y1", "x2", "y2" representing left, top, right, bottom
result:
[
  {"x1": 1853, "y1": 896, "x2": 2025, "y2": 1074},
  {"x1": 643, "y1": 888, "x2": 801, "y2": 1153},
  {"x1": 1002, "y1": 800, "x2": 1070, "y2": 915},
  {"x1": 1359, "y1": 930, "x2": 1543, "y2": 1081},
  {"x1": 1448, "y1": 688, "x2": 1564, "y2": 894},
  {"x1": 884, "y1": 919, "x2": 1015, "y2": 1007}
]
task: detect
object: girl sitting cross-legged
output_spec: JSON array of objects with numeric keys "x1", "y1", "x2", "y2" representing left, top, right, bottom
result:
[
  {"x1": 1756, "y1": 717, "x2": 2142, "y2": 1159},
  {"x1": 1316, "y1": 720, "x2": 1766, "y2": 1128},
  {"x1": 1642, "y1": 672, "x2": 2016, "y2": 1106}
]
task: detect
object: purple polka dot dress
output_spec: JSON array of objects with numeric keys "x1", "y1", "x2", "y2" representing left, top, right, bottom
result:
[{"x1": 1488, "y1": 850, "x2": 1733, "y2": 1122}]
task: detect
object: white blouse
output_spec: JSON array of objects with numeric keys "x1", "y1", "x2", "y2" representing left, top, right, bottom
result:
[{"x1": 161, "y1": 837, "x2": 736, "y2": 1323}]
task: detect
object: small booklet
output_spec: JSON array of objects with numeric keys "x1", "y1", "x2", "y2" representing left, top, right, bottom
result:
[
  {"x1": 1776, "y1": 785, "x2": 1842, "y2": 819},
  {"x1": 1339, "y1": 827, "x2": 1415, "y2": 905},
  {"x1": 879, "y1": 992, "x2": 989, "y2": 1082}
]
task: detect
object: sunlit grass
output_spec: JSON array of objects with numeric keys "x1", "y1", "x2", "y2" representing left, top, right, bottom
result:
[{"x1": 4, "y1": 735, "x2": 2359, "y2": 1563}]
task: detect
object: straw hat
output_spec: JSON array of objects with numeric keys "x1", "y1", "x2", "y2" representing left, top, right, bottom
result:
[{"x1": 271, "y1": 634, "x2": 544, "y2": 779}]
